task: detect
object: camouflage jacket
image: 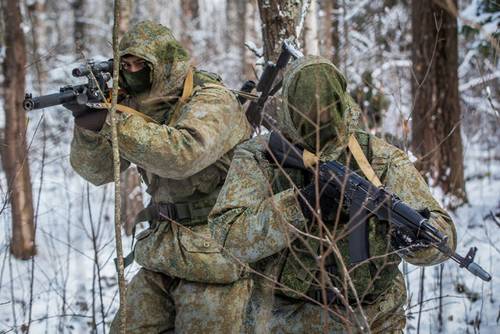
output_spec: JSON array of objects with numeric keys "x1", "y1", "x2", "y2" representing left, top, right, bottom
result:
[
  {"x1": 71, "y1": 21, "x2": 251, "y2": 204},
  {"x1": 70, "y1": 21, "x2": 251, "y2": 282},
  {"x1": 208, "y1": 56, "x2": 457, "y2": 301}
]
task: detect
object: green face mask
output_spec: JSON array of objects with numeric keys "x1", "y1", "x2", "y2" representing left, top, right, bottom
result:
[
  {"x1": 122, "y1": 66, "x2": 152, "y2": 95},
  {"x1": 293, "y1": 112, "x2": 340, "y2": 149},
  {"x1": 286, "y1": 62, "x2": 348, "y2": 150}
]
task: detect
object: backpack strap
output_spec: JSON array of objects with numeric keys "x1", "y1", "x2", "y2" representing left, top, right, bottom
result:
[
  {"x1": 89, "y1": 102, "x2": 158, "y2": 124},
  {"x1": 347, "y1": 134, "x2": 382, "y2": 187},
  {"x1": 346, "y1": 133, "x2": 381, "y2": 265},
  {"x1": 168, "y1": 67, "x2": 195, "y2": 125}
]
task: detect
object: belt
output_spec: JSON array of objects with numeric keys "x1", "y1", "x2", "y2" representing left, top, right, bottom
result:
[
  {"x1": 117, "y1": 191, "x2": 220, "y2": 272},
  {"x1": 135, "y1": 202, "x2": 212, "y2": 226},
  {"x1": 134, "y1": 190, "x2": 221, "y2": 227}
]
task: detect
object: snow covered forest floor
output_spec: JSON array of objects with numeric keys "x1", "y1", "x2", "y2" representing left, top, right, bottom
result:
[
  {"x1": 404, "y1": 143, "x2": 499, "y2": 333},
  {"x1": 0, "y1": 0, "x2": 498, "y2": 333}
]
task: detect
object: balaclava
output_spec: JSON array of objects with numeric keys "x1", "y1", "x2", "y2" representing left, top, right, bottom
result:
[
  {"x1": 118, "y1": 20, "x2": 191, "y2": 123},
  {"x1": 275, "y1": 56, "x2": 360, "y2": 160},
  {"x1": 121, "y1": 64, "x2": 152, "y2": 95}
]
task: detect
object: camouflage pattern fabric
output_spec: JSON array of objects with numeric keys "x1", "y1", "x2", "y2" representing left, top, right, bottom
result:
[
  {"x1": 70, "y1": 21, "x2": 252, "y2": 332},
  {"x1": 109, "y1": 269, "x2": 253, "y2": 334},
  {"x1": 208, "y1": 56, "x2": 457, "y2": 332},
  {"x1": 245, "y1": 271, "x2": 407, "y2": 333}
]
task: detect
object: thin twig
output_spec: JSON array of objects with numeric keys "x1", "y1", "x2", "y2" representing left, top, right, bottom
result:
[
  {"x1": 416, "y1": 267, "x2": 426, "y2": 334},
  {"x1": 110, "y1": 1, "x2": 126, "y2": 333}
]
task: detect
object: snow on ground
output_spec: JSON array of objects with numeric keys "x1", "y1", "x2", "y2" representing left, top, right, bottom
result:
[
  {"x1": 405, "y1": 141, "x2": 500, "y2": 334},
  {"x1": 1, "y1": 93, "x2": 498, "y2": 334},
  {"x1": 0, "y1": 1, "x2": 498, "y2": 333}
]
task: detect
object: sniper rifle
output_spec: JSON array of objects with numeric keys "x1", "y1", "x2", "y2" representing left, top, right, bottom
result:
[{"x1": 23, "y1": 59, "x2": 113, "y2": 111}]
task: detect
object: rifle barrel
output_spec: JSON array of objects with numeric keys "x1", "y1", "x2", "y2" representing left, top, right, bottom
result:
[{"x1": 23, "y1": 90, "x2": 77, "y2": 111}]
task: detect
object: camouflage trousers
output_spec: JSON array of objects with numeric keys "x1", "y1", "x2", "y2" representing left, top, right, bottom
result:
[
  {"x1": 110, "y1": 269, "x2": 405, "y2": 333},
  {"x1": 109, "y1": 268, "x2": 253, "y2": 334},
  {"x1": 246, "y1": 273, "x2": 407, "y2": 334}
]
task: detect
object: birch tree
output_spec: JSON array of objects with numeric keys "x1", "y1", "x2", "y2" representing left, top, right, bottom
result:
[
  {"x1": 244, "y1": 0, "x2": 260, "y2": 79},
  {"x1": 117, "y1": 0, "x2": 145, "y2": 236},
  {"x1": 302, "y1": 0, "x2": 319, "y2": 56},
  {"x1": 26, "y1": 0, "x2": 47, "y2": 87}
]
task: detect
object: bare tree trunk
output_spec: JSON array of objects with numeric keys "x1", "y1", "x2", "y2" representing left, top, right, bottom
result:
[
  {"x1": 411, "y1": 0, "x2": 466, "y2": 203},
  {"x1": 302, "y1": 0, "x2": 319, "y2": 55},
  {"x1": 1, "y1": 0, "x2": 36, "y2": 259},
  {"x1": 118, "y1": 0, "x2": 144, "y2": 236},
  {"x1": 244, "y1": 0, "x2": 260, "y2": 79},
  {"x1": 119, "y1": 0, "x2": 134, "y2": 37},
  {"x1": 180, "y1": 0, "x2": 200, "y2": 53},
  {"x1": 71, "y1": 0, "x2": 86, "y2": 53},
  {"x1": 226, "y1": 0, "x2": 247, "y2": 75},
  {"x1": 341, "y1": 0, "x2": 348, "y2": 73},
  {"x1": 332, "y1": 0, "x2": 341, "y2": 65},
  {"x1": 26, "y1": 0, "x2": 47, "y2": 89},
  {"x1": 121, "y1": 168, "x2": 144, "y2": 236},
  {"x1": 257, "y1": 0, "x2": 304, "y2": 61},
  {"x1": 111, "y1": 0, "x2": 127, "y2": 333},
  {"x1": 319, "y1": 0, "x2": 340, "y2": 64},
  {"x1": 319, "y1": 1, "x2": 331, "y2": 59}
]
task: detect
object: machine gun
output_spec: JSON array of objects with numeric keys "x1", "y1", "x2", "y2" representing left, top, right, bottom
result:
[
  {"x1": 268, "y1": 132, "x2": 492, "y2": 282},
  {"x1": 23, "y1": 59, "x2": 113, "y2": 111},
  {"x1": 239, "y1": 40, "x2": 303, "y2": 128}
]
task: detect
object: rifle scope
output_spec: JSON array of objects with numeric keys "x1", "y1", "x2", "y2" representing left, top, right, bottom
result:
[{"x1": 72, "y1": 59, "x2": 113, "y2": 77}]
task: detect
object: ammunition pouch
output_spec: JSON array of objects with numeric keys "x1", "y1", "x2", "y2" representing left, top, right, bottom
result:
[
  {"x1": 133, "y1": 191, "x2": 244, "y2": 284},
  {"x1": 135, "y1": 200, "x2": 214, "y2": 227}
]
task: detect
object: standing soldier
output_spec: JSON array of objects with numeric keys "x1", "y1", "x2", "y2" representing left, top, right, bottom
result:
[
  {"x1": 67, "y1": 21, "x2": 252, "y2": 333},
  {"x1": 208, "y1": 56, "x2": 457, "y2": 333}
]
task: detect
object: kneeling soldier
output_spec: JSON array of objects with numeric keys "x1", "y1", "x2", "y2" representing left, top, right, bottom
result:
[{"x1": 209, "y1": 56, "x2": 457, "y2": 333}]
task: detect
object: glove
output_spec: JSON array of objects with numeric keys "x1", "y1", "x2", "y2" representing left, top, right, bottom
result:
[
  {"x1": 63, "y1": 101, "x2": 108, "y2": 132},
  {"x1": 74, "y1": 109, "x2": 108, "y2": 132},
  {"x1": 62, "y1": 101, "x2": 90, "y2": 117}
]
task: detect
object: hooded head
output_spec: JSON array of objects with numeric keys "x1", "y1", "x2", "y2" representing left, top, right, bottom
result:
[
  {"x1": 119, "y1": 21, "x2": 191, "y2": 121},
  {"x1": 274, "y1": 56, "x2": 360, "y2": 158}
]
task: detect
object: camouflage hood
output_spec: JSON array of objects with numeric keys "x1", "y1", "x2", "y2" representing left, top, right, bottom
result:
[
  {"x1": 275, "y1": 56, "x2": 360, "y2": 159},
  {"x1": 119, "y1": 20, "x2": 191, "y2": 122}
]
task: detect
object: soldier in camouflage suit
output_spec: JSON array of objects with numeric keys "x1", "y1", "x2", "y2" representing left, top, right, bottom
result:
[
  {"x1": 208, "y1": 56, "x2": 457, "y2": 333},
  {"x1": 68, "y1": 21, "x2": 252, "y2": 333}
]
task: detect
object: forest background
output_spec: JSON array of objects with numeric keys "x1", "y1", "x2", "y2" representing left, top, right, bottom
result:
[{"x1": 0, "y1": 0, "x2": 498, "y2": 333}]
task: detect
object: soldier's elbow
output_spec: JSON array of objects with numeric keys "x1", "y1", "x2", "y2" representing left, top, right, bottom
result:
[{"x1": 70, "y1": 156, "x2": 112, "y2": 186}]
